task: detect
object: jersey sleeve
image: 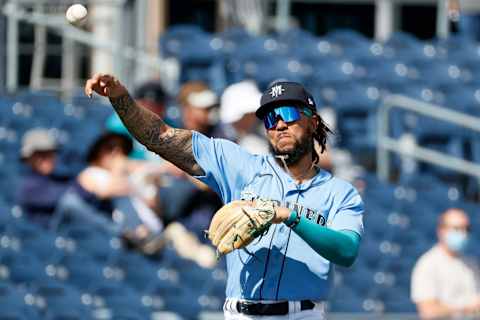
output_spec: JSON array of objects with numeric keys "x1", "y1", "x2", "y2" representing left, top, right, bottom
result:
[
  {"x1": 328, "y1": 184, "x2": 364, "y2": 236},
  {"x1": 191, "y1": 131, "x2": 258, "y2": 202},
  {"x1": 411, "y1": 255, "x2": 438, "y2": 302}
]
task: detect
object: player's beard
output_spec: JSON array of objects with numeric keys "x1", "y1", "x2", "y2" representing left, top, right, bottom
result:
[{"x1": 269, "y1": 132, "x2": 314, "y2": 166}]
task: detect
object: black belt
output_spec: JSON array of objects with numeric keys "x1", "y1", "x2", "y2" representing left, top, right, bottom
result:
[{"x1": 236, "y1": 300, "x2": 315, "y2": 316}]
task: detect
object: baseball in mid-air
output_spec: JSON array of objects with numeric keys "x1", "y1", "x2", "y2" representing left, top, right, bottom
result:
[{"x1": 65, "y1": 4, "x2": 88, "y2": 26}]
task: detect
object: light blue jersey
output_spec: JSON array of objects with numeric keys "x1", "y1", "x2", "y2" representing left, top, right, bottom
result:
[{"x1": 192, "y1": 131, "x2": 364, "y2": 301}]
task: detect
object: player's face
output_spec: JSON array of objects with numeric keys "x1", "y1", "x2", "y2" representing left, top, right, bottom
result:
[{"x1": 265, "y1": 106, "x2": 317, "y2": 164}]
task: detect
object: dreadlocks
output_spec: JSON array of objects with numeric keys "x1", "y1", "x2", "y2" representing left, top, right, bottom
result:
[{"x1": 312, "y1": 113, "x2": 333, "y2": 165}]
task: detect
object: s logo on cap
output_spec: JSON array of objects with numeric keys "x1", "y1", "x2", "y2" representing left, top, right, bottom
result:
[{"x1": 269, "y1": 85, "x2": 285, "y2": 98}]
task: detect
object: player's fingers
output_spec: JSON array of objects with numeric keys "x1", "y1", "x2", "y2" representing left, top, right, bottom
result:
[
  {"x1": 92, "y1": 73, "x2": 105, "y2": 81},
  {"x1": 85, "y1": 73, "x2": 105, "y2": 97},
  {"x1": 100, "y1": 75, "x2": 121, "y2": 91},
  {"x1": 99, "y1": 75, "x2": 114, "y2": 88},
  {"x1": 85, "y1": 78, "x2": 95, "y2": 97},
  {"x1": 85, "y1": 76, "x2": 109, "y2": 97}
]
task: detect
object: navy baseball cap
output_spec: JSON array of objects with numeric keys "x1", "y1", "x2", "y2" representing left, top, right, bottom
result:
[
  {"x1": 255, "y1": 81, "x2": 316, "y2": 119},
  {"x1": 134, "y1": 81, "x2": 166, "y2": 103}
]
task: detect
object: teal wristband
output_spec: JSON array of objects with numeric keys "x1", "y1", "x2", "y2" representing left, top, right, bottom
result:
[{"x1": 284, "y1": 210, "x2": 301, "y2": 228}]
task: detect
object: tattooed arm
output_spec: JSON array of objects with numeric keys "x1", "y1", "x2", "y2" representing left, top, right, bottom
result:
[{"x1": 85, "y1": 73, "x2": 204, "y2": 176}]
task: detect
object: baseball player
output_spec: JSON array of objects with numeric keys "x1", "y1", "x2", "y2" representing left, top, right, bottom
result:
[{"x1": 85, "y1": 75, "x2": 364, "y2": 319}]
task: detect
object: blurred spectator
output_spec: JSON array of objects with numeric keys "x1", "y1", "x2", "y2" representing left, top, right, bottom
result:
[
  {"x1": 106, "y1": 80, "x2": 171, "y2": 160},
  {"x1": 177, "y1": 81, "x2": 225, "y2": 138},
  {"x1": 54, "y1": 132, "x2": 163, "y2": 241},
  {"x1": 133, "y1": 80, "x2": 167, "y2": 117},
  {"x1": 151, "y1": 80, "x2": 224, "y2": 240},
  {"x1": 105, "y1": 80, "x2": 223, "y2": 241},
  {"x1": 54, "y1": 132, "x2": 216, "y2": 266},
  {"x1": 16, "y1": 128, "x2": 70, "y2": 227},
  {"x1": 411, "y1": 208, "x2": 480, "y2": 319},
  {"x1": 219, "y1": 80, "x2": 269, "y2": 154}
]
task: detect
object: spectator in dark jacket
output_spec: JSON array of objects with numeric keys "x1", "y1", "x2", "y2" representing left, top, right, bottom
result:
[{"x1": 16, "y1": 128, "x2": 69, "y2": 227}]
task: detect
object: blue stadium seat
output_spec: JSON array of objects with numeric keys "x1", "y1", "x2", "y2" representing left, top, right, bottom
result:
[
  {"x1": 91, "y1": 282, "x2": 151, "y2": 318},
  {"x1": 159, "y1": 24, "x2": 207, "y2": 58},
  {"x1": 0, "y1": 284, "x2": 40, "y2": 319},
  {"x1": 307, "y1": 58, "x2": 356, "y2": 86},
  {"x1": 59, "y1": 253, "x2": 115, "y2": 291},
  {"x1": 383, "y1": 256, "x2": 416, "y2": 285},
  {"x1": 435, "y1": 35, "x2": 480, "y2": 62},
  {"x1": 0, "y1": 252, "x2": 53, "y2": 285},
  {"x1": 226, "y1": 36, "x2": 286, "y2": 85},
  {"x1": 9, "y1": 221, "x2": 44, "y2": 240},
  {"x1": 242, "y1": 56, "x2": 305, "y2": 91},
  {"x1": 62, "y1": 225, "x2": 120, "y2": 263},
  {"x1": 0, "y1": 96, "x2": 15, "y2": 117},
  {"x1": 176, "y1": 259, "x2": 213, "y2": 291},
  {"x1": 159, "y1": 26, "x2": 226, "y2": 90},
  {"x1": 201, "y1": 268, "x2": 227, "y2": 299},
  {"x1": 362, "y1": 212, "x2": 396, "y2": 243},
  {"x1": 322, "y1": 83, "x2": 380, "y2": 150},
  {"x1": 14, "y1": 91, "x2": 65, "y2": 128},
  {"x1": 359, "y1": 238, "x2": 386, "y2": 269},
  {"x1": 340, "y1": 265, "x2": 375, "y2": 296},
  {"x1": 384, "y1": 82, "x2": 444, "y2": 138},
  {"x1": 275, "y1": 28, "x2": 320, "y2": 60},
  {"x1": 384, "y1": 32, "x2": 430, "y2": 61},
  {"x1": 161, "y1": 34, "x2": 206, "y2": 60},
  {"x1": 161, "y1": 287, "x2": 203, "y2": 319},
  {"x1": 35, "y1": 282, "x2": 93, "y2": 320},
  {"x1": 109, "y1": 310, "x2": 149, "y2": 320},
  {"x1": 115, "y1": 252, "x2": 159, "y2": 291},
  {"x1": 81, "y1": 104, "x2": 113, "y2": 126},
  {"x1": 441, "y1": 84, "x2": 480, "y2": 113},
  {"x1": 20, "y1": 232, "x2": 66, "y2": 263},
  {"x1": 176, "y1": 33, "x2": 222, "y2": 63},
  {"x1": 329, "y1": 284, "x2": 364, "y2": 312},
  {"x1": 219, "y1": 27, "x2": 254, "y2": 50},
  {"x1": 384, "y1": 296, "x2": 417, "y2": 313},
  {"x1": 77, "y1": 234, "x2": 120, "y2": 263},
  {"x1": 460, "y1": 62, "x2": 480, "y2": 85},
  {"x1": 232, "y1": 36, "x2": 285, "y2": 61},
  {"x1": 357, "y1": 58, "x2": 416, "y2": 87},
  {"x1": 413, "y1": 60, "x2": 464, "y2": 87}
]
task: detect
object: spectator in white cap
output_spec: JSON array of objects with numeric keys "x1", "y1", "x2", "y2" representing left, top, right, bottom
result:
[
  {"x1": 16, "y1": 128, "x2": 70, "y2": 227},
  {"x1": 220, "y1": 81, "x2": 269, "y2": 154}
]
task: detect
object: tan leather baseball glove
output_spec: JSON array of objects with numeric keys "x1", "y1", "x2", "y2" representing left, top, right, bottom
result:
[{"x1": 207, "y1": 199, "x2": 277, "y2": 257}]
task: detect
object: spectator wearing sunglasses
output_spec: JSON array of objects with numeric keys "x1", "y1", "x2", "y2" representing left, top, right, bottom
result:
[{"x1": 411, "y1": 208, "x2": 480, "y2": 319}]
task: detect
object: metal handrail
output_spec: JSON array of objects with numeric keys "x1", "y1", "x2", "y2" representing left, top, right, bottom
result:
[
  {"x1": 377, "y1": 94, "x2": 480, "y2": 181},
  {"x1": 3, "y1": 0, "x2": 179, "y2": 93}
]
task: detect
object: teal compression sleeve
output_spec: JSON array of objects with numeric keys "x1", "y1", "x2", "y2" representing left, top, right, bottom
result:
[{"x1": 285, "y1": 211, "x2": 361, "y2": 267}]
